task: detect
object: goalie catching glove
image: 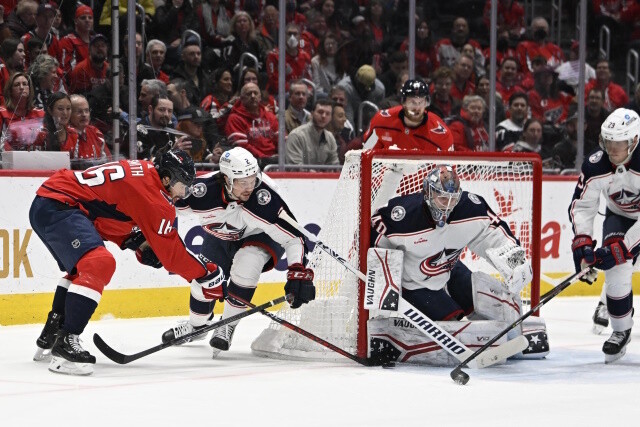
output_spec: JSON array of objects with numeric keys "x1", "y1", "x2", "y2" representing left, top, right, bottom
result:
[
  {"x1": 486, "y1": 242, "x2": 533, "y2": 294},
  {"x1": 285, "y1": 263, "x2": 316, "y2": 309},
  {"x1": 121, "y1": 228, "x2": 162, "y2": 269}
]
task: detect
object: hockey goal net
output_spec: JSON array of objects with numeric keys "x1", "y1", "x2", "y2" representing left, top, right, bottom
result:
[{"x1": 252, "y1": 150, "x2": 542, "y2": 361}]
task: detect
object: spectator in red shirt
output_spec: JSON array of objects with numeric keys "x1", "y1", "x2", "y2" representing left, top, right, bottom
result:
[
  {"x1": 266, "y1": 23, "x2": 312, "y2": 95},
  {"x1": 496, "y1": 57, "x2": 525, "y2": 109},
  {"x1": 224, "y1": 82, "x2": 279, "y2": 162},
  {"x1": 0, "y1": 72, "x2": 44, "y2": 151},
  {"x1": 145, "y1": 39, "x2": 169, "y2": 84},
  {"x1": 21, "y1": 2, "x2": 59, "y2": 69},
  {"x1": 528, "y1": 65, "x2": 572, "y2": 126},
  {"x1": 450, "y1": 54, "x2": 476, "y2": 107},
  {"x1": 448, "y1": 94, "x2": 490, "y2": 151},
  {"x1": 429, "y1": 66, "x2": 455, "y2": 120},
  {"x1": 67, "y1": 93, "x2": 110, "y2": 163},
  {"x1": 68, "y1": 33, "x2": 108, "y2": 95},
  {"x1": 483, "y1": 28, "x2": 518, "y2": 71},
  {"x1": 584, "y1": 59, "x2": 630, "y2": 112},
  {"x1": 400, "y1": 19, "x2": 437, "y2": 80},
  {"x1": 483, "y1": 0, "x2": 525, "y2": 40},
  {"x1": 200, "y1": 67, "x2": 237, "y2": 130},
  {"x1": 516, "y1": 17, "x2": 565, "y2": 74},
  {"x1": 59, "y1": 5, "x2": 93, "y2": 76},
  {"x1": 33, "y1": 91, "x2": 76, "y2": 151}
]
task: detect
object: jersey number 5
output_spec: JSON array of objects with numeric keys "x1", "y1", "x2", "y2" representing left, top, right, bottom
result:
[{"x1": 74, "y1": 163, "x2": 125, "y2": 187}]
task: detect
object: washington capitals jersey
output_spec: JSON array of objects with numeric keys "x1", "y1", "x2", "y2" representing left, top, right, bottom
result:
[
  {"x1": 371, "y1": 192, "x2": 519, "y2": 291},
  {"x1": 569, "y1": 148, "x2": 640, "y2": 253},
  {"x1": 176, "y1": 173, "x2": 307, "y2": 266},
  {"x1": 36, "y1": 160, "x2": 207, "y2": 282}
]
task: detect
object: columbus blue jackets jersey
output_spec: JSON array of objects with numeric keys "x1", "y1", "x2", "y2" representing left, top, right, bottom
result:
[
  {"x1": 371, "y1": 191, "x2": 520, "y2": 291},
  {"x1": 569, "y1": 147, "x2": 640, "y2": 253},
  {"x1": 176, "y1": 173, "x2": 307, "y2": 265}
]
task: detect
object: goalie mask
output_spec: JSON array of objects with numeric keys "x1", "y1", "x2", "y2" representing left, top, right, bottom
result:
[
  {"x1": 423, "y1": 165, "x2": 461, "y2": 227},
  {"x1": 154, "y1": 148, "x2": 196, "y2": 198},
  {"x1": 600, "y1": 108, "x2": 640, "y2": 165},
  {"x1": 219, "y1": 147, "x2": 262, "y2": 194}
]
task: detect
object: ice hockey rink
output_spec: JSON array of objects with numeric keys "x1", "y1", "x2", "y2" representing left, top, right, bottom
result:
[{"x1": 1, "y1": 296, "x2": 639, "y2": 427}]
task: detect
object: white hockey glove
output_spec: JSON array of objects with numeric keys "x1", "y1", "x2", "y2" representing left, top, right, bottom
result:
[{"x1": 486, "y1": 242, "x2": 533, "y2": 294}]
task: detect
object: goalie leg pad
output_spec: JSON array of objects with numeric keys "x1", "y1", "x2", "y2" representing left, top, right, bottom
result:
[
  {"x1": 604, "y1": 262, "x2": 634, "y2": 331},
  {"x1": 365, "y1": 248, "x2": 403, "y2": 312},
  {"x1": 512, "y1": 316, "x2": 550, "y2": 359},
  {"x1": 472, "y1": 271, "x2": 522, "y2": 324},
  {"x1": 403, "y1": 287, "x2": 465, "y2": 321}
]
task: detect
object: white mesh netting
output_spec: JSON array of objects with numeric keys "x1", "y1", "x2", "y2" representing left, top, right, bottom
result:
[{"x1": 251, "y1": 151, "x2": 539, "y2": 361}]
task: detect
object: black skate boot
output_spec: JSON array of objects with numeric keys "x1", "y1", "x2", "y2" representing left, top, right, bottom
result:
[
  {"x1": 210, "y1": 324, "x2": 237, "y2": 358},
  {"x1": 603, "y1": 329, "x2": 632, "y2": 364},
  {"x1": 34, "y1": 311, "x2": 63, "y2": 362},
  {"x1": 162, "y1": 321, "x2": 208, "y2": 344},
  {"x1": 592, "y1": 302, "x2": 609, "y2": 335},
  {"x1": 49, "y1": 331, "x2": 96, "y2": 376}
]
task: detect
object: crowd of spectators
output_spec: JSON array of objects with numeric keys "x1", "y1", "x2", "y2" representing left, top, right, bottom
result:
[{"x1": 0, "y1": 0, "x2": 638, "y2": 172}]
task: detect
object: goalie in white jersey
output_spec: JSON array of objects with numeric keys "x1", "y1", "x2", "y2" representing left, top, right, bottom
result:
[
  {"x1": 570, "y1": 108, "x2": 640, "y2": 363},
  {"x1": 162, "y1": 147, "x2": 315, "y2": 357},
  {"x1": 370, "y1": 165, "x2": 533, "y2": 328}
]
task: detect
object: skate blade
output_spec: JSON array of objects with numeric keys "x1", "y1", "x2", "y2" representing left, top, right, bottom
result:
[
  {"x1": 212, "y1": 348, "x2": 223, "y2": 359},
  {"x1": 592, "y1": 323, "x2": 606, "y2": 335},
  {"x1": 33, "y1": 347, "x2": 52, "y2": 362},
  {"x1": 604, "y1": 346, "x2": 628, "y2": 364},
  {"x1": 48, "y1": 356, "x2": 94, "y2": 376}
]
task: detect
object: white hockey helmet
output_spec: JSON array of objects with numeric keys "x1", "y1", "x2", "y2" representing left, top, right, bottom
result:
[
  {"x1": 423, "y1": 165, "x2": 461, "y2": 227},
  {"x1": 218, "y1": 147, "x2": 262, "y2": 192},
  {"x1": 600, "y1": 108, "x2": 640, "y2": 164}
]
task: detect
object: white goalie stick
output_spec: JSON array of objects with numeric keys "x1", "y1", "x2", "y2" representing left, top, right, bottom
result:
[{"x1": 278, "y1": 210, "x2": 528, "y2": 368}]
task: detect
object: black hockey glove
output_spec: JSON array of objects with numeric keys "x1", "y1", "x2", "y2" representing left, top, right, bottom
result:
[
  {"x1": 136, "y1": 246, "x2": 163, "y2": 269},
  {"x1": 285, "y1": 264, "x2": 315, "y2": 309},
  {"x1": 121, "y1": 228, "x2": 146, "y2": 251}
]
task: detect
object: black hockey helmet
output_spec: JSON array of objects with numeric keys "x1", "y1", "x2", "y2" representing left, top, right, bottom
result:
[
  {"x1": 400, "y1": 79, "x2": 430, "y2": 102},
  {"x1": 154, "y1": 148, "x2": 196, "y2": 187}
]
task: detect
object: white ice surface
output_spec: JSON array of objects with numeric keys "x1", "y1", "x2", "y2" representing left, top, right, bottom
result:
[{"x1": 2, "y1": 297, "x2": 640, "y2": 427}]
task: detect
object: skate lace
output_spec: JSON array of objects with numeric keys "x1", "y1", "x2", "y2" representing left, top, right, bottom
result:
[
  {"x1": 609, "y1": 331, "x2": 628, "y2": 345},
  {"x1": 214, "y1": 324, "x2": 235, "y2": 341},
  {"x1": 67, "y1": 334, "x2": 86, "y2": 353}
]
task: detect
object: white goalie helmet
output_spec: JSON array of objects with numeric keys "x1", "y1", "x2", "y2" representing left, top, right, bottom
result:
[
  {"x1": 423, "y1": 165, "x2": 462, "y2": 227},
  {"x1": 218, "y1": 147, "x2": 262, "y2": 192},
  {"x1": 600, "y1": 108, "x2": 640, "y2": 164}
]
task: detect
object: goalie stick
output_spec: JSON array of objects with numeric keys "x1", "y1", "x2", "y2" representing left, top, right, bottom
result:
[
  {"x1": 450, "y1": 267, "x2": 596, "y2": 385},
  {"x1": 278, "y1": 210, "x2": 527, "y2": 368},
  {"x1": 93, "y1": 295, "x2": 290, "y2": 364},
  {"x1": 230, "y1": 294, "x2": 379, "y2": 366}
]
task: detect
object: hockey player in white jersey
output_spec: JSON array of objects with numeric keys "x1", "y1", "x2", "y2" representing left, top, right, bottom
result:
[
  {"x1": 370, "y1": 165, "x2": 533, "y2": 337},
  {"x1": 162, "y1": 147, "x2": 315, "y2": 356},
  {"x1": 570, "y1": 108, "x2": 639, "y2": 363}
]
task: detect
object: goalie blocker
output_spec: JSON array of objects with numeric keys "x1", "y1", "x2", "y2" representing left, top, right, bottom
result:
[{"x1": 366, "y1": 248, "x2": 548, "y2": 366}]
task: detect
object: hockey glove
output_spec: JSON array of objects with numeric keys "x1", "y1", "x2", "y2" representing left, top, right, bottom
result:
[
  {"x1": 121, "y1": 228, "x2": 146, "y2": 251},
  {"x1": 572, "y1": 235, "x2": 596, "y2": 273},
  {"x1": 285, "y1": 264, "x2": 316, "y2": 309},
  {"x1": 136, "y1": 245, "x2": 163, "y2": 269},
  {"x1": 196, "y1": 263, "x2": 227, "y2": 301},
  {"x1": 505, "y1": 260, "x2": 533, "y2": 294},
  {"x1": 594, "y1": 239, "x2": 633, "y2": 271}
]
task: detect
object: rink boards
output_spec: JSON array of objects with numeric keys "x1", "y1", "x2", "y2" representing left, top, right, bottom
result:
[{"x1": 0, "y1": 172, "x2": 635, "y2": 325}]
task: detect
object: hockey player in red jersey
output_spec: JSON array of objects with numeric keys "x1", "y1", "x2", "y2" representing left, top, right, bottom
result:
[
  {"x1": 29, "y1": 149, "x2": 225, "y2": 375},
  {"x1": 363, "y1": 79, "x2": 453, "y2": 151}
]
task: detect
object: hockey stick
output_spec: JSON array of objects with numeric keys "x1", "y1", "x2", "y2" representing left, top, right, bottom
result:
[
  {"x1": 229, "y1": 293, "x2": 375, "y2": 366},
  {"x1": 93, "y1": 294, "x2": 291, "y2": 364},
  {"x1": 278, "y1": 210, "x2": 526, "y2": 368},
  {"x1": 450, "y1": 267, "x2": 595, "y2": 385}
]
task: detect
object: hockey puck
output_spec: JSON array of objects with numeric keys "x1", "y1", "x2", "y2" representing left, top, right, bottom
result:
[
  {"x1": 450, "y1": 369, "x2": 470, "y2": 385},
  {"x1": 381, "y1": 362, "x2": 396, "y2": 369}
]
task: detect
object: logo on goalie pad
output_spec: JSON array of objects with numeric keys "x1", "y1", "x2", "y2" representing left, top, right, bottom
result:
[
  {"x1": 256, "y1": 189, "x2": 271, "y2": 205},
  {"x1": 391, "y1": 206, "x2": 406, "y2": 221},
  {"x1": 192, "y1": 182, "x2": 207, "y2": 198}
]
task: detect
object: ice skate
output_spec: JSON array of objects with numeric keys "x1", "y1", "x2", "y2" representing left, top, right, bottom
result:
[
  {"x1": 603, "y1": 329, "x2": 631, "y2": 364},
  {"x1": 210, "y1": 324, "x2": 236, "y2": 358},
  {"x1": 33, "y1": 311, "x2": 63, "y2": 362},
  {"x1": 592, "y1": 302, "x2": 609, "y2": 335},
  {"x1": 49, "y1": 331, "x2": 96, "y2": 376},
  {"x1": 162, "y1": 320, "x2": 208, "y2": 344}
]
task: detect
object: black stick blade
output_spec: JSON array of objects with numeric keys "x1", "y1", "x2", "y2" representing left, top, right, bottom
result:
[{"x1": 93, "y1": 333, "x2": 128, "y2": 364}]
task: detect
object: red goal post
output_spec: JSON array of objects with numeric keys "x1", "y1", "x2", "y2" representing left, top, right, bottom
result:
[{"x1": 252, "y1": 150, "x2": 542, "y2": 361}]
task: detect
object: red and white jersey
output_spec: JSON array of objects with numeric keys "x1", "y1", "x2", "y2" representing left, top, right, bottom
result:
[
  {"x1": 570, "y1": 148, "x2": 640, "y2": 253},
  {"x1": 67, "y1": 58, "x2": 109, "y2": 93},
  {"x1": 59, "y1": 32, "x2": 89, "y2": 75},
  {"x1": 363, "y1": 105, "x2": 454, "y2": 151},
  {"x1": 66, "y1": 124, "x2": 112, "y2": 160},
  {"x1": 371, "y1": 192, "x2": 520, "y2": 291},
  {"x1": 176, "y1": 173, "x2": 307, "y2": 266},
  {"x1": 265, "y1": 48, "x2": 312, "y2": 94},
  {"x1": 21, "y1": 30, "x2": 60, "y2": 68},
  {"x1": 36, "y1": 160, "x2": 207, "y2": 282},
  {"x1": 528, "y1": 89, "x2": 572, "y2": 125},
  {"x1": 516, "y1": 40, "x2": 565, "y2": 73}
]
